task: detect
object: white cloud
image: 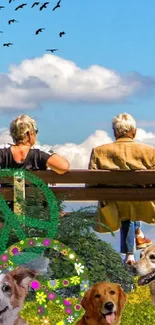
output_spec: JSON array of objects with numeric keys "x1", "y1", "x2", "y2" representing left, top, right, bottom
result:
[
  {"x1": 0, "y1": 54, "x2": 154, "y2": 110},
  {"x1": 135, "y1": 128, "x2": 155, "y2": 145},
  {"x1": 0, "y1": 129, "x2": 12, "y2": 147}
]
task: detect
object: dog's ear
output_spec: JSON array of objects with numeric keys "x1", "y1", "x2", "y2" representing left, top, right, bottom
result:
[
  {"x1": 118, "y1": 285, "x2": 127, "y2": 312},
  {"x1": 9, "y1": 268, "x2": 38, "y2": 289},
  {"x1": 81, "y1": 288, "x2": 93, "y2": 316}
]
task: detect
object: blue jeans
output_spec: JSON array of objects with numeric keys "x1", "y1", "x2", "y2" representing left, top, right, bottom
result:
[{"x1": 120, "y1": 220, "x2": 141, "y2": 254}]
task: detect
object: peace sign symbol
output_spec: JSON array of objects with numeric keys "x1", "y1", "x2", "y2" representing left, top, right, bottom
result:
[{"x1": 0, "y1": 237, "x2": 89, "y2": 324}]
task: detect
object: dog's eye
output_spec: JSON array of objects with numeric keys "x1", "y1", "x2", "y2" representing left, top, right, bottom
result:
[
  {"x1": 110, "y1": 290, "x2": 115, "y2": 295},
  {"x1": 95, "y1": 294, "x2": 101, "y2": 298},
  {"x1": 150, "y1": 255, "x2": 155, "y2": 260},
  {"x1": 2, "y1": 284, "x2": 11, "y2": 293}
]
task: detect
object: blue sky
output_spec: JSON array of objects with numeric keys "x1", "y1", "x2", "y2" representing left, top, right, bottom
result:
[{"x1": 0, "y1": 0, "x2": 155, "y2": 146}]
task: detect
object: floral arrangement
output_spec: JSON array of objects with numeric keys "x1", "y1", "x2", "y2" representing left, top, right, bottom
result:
[{"x1": 20, "y1": 277, "x2": 155, "y2": 325}]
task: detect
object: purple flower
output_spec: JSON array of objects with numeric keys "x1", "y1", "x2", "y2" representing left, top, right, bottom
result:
[
  {"x1": 63, "y1": 280, "x2": 69, "y2": 286},
  {"x1": 28, "y1": 240, "x2": 35, "y2": 246},
  {"x1": 66, "y1": 308, "x2": 72, "y2": 314},
  {"x1": 43, "y1": 239, "x2": 51, "y2": 246},
  {"x1": 75, "y1": 304, "x2": 81, "y2": 311},
  {"x1": 38, "y1": 306, "x2": 45, "y2": 314},
  {"x1": 63, "y1": 299, "x2": 71, "y2": 306},
  {"x1": 48, "y1": 292, "x2": 56, "y2": 300},
  {"x1": 31, "y1": 281, "x2": 40, "y2": 290},
  {"x1": 1, "y1": 255, "x2": 8, "y2": 262},
  {"x1": 11, "y1": 247, "x2": 19, "y2": 255}
]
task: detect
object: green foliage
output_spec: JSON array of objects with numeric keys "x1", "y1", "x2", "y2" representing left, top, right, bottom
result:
[
  {"x1": 49, "y1": 207, "x2": 134, "y2": 294},
  {"x1": 2, "y1": 188, "x2": 134, "y2": 296},
  {"x1": 8, "y1": 191, "x2": 133, "y2": 294}
]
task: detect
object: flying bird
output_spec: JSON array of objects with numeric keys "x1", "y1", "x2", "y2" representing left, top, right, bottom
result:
[
  {"x1": 40, "y1": 2, "x2": 49, "y2": 10},
  {"x1": 0, "y1": 31, "x2": 3, "y2": 33},
  {"x1": 3, "y1": 43, "x2": 13, "y2": 47},
  {"x1": 59, "y1": 31, "x2": 65, "y2": 37},
  {"x1": 8, "y1": 19, "x2": 18, "y2": 24},
  {"x1": 46, "y1": 49, "x2": 58, "y2": 53},
  {"x1": 31, "y1": 2, "x2": 40, "y2": 8},
  {"x1": 15, "y1": 3, "x2": 27, "y2": 10},
  {"x1": 0, "y1": 6, "x2": 5, "y2": 10},
  {"x1": 52, "y1": 0, "x2": 61, "y2": 11},
  {"x1": 35, "y1": 28, "x2": 45, "y2": 35}
]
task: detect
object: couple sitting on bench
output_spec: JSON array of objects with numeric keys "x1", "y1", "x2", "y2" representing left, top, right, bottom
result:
[{"x1": 0, "y1": 113, "x2": 153, "y2": 266}]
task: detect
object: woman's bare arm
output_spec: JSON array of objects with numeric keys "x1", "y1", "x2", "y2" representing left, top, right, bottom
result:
[{"x1": 46, "y1": 154, "x2": 70, "y2": 174}]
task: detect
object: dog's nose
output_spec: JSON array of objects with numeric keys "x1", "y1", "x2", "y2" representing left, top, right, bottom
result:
[{"x1": 104, "y1": 302, "x2": 114, "y2": 311}]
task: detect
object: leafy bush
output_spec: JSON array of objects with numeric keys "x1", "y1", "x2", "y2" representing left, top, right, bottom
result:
[{"x1": 50, "y1": 207, "x2": 134, "y2": 294}]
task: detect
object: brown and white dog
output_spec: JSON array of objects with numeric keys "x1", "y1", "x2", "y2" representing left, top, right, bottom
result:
[
  {"x1": 133, "y1": 245, "x2": 155, "y2": 307},
  {"x1": 0, "y1": 268, "x2": 37, "y2": 325}
]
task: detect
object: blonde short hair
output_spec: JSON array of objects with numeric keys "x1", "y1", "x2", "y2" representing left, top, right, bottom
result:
[
  {"x1": 112, "y1": 113, "x2": 136, "y2": 137},
  {"x1": 10, "y1": 115, "x2": 38, "y2": 144}
]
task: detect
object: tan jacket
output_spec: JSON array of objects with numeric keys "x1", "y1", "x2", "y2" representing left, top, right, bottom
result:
[{"x1": 88, "y1": 137, "x2": 155, "y2": 232}]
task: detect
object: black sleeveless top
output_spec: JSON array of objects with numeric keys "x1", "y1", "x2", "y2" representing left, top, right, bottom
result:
[{"x1": 0, "y1": 147, "x2": 53, "y2": 170}]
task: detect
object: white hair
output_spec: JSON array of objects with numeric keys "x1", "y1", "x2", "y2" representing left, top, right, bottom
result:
[
  {"x1": 112, "y1": 113, "x2": 136, "y2": 137},
  {"x1": 10, "y1": 114, "x2": 38, "y2": 144}
]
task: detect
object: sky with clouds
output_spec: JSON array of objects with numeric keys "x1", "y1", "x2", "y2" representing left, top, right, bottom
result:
[
  {"x1": 1, "y1": 0, "x2": 155, "y2": 253},
  {"x1": 1, "y1": 0, "x2": 155, "y2": 146}
]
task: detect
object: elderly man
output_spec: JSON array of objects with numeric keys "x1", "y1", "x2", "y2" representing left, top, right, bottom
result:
[{"x1": 88, "y1": 113, "x2": 153, "y2": 265}]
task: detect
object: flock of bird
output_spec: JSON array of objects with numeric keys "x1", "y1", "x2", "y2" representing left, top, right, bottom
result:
[{"x1": 0, "y1": 0, "x2": 66, "y2": 51}]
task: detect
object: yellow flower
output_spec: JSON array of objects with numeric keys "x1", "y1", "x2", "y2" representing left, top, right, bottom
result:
[
  {"x1": 59, "y1": 304, "x2": 65, "y2": 310},
  {"x1": 40, "y1": 316, "x2": 51, "y2": 324},
  {"x1": 61, "y1": 249, "x2": 68, "y2": 256},
  {"x1": 70, "y1": 276, "x2": 80, "y2": 285},
  {"x1": 36, "y1": 292, "x2": 47, "y2": 304}
]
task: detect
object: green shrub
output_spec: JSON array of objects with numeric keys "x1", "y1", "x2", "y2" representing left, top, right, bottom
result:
[{"x1": 50, "y1": 207, "x2": 134, "y2": 294}]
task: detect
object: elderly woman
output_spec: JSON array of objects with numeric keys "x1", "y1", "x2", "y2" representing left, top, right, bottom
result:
[
  {"x1": 0, "y1": 114, "x2": 69, "y2": 172},
  {"x1": 0, "y1": 114, "x2": 70, "y2": 230},
  {"x1": 88, "y1": 113, "x2": 153, "y2": 265}
]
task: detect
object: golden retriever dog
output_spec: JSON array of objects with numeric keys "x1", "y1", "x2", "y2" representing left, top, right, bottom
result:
[
  {"x1": 133, "y1": 245, "x2": 155, "y2": 307},
  {"x1": 76, "y1": 282, "x2": 126, "y2": 325}
]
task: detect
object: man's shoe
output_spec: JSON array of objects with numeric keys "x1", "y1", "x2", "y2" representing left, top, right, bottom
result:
[{"x1": 136, "y1": 229, "x2": 152, "y2": 250}]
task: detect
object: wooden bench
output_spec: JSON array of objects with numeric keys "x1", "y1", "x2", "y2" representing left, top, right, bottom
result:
[{"x1": 1, "y1": 169, "x2": 155, "y2": 204}]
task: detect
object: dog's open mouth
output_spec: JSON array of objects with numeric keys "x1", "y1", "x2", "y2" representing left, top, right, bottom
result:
[
  {"x1": 0, "y1": 306, "x2": 9, "y2": 315},
  {"x1": 101, "y1": 311, "x2": 116, "y2": 324},
  {"x1": 138, "y1": 271, "x2": 155, "y2": 286}
]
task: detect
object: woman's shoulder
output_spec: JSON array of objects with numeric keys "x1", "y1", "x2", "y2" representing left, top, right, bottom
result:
[{"x1": 31, "y1": 146, "x2": 54, "y2": 156}]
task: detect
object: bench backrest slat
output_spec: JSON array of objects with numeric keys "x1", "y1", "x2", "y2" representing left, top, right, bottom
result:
[{"x1": 0, "y1": 170, "x2": 155, "y2": 202}]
